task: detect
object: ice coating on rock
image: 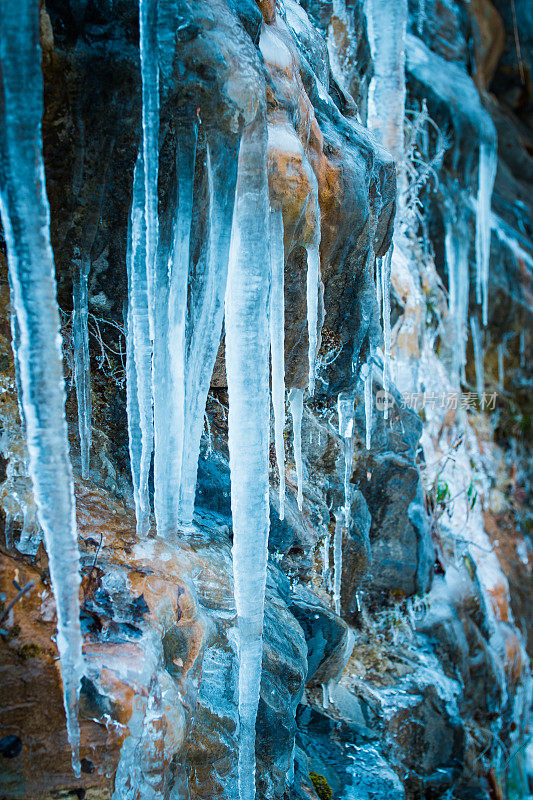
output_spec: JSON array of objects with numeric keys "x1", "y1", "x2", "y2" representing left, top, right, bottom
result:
[
  {"x1": 366, "y1": 0, "x2": 408, "y2": 159},
  {"x1": 270, "y1": 208, "x2": 286, "y2": 520},
  {"x1": 127, "y1": 154, "x2": 154, "y2": 537},
  {"x1": 225, "y1": 117, "x2": 271, "y2": 800},
  {"x1": 73, "y1": 262, "x2": 91, "y2": 478},
  {"x1": 289, "y1": 388, "x2": 304, "y2": 511},
  {"x1": 470, "y1": 316, "x2": 484, "y2": 399},
  {"x1": 0, "y1": 0, "x2": 82, "y2": 772},
  {"x1": 475, "y1": 137, "x2": 497, "y2": 326},
  {"x1": 306, "y1": 244, "x2": 320, "y2": 395},
  {"x1": 139, "y1": 0, "x2": 159, "y2": 339},
  {"x1": 179, "y1": 131, "x2": 239, "y2": 527},
  {"x1": 333, "y1": 508, "x2": 344, "y2": 615},
  {"x1": 153, "y1": 123, "x2": 196, "y2": 537}
]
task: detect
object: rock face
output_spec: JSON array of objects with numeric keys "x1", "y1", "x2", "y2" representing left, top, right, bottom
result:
[{"x1": 0, "y1": 1, "x2": 531, "y2": 800}]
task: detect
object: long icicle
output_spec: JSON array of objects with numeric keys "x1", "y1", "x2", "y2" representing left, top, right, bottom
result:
[
  {"x1": 362, "y1": 362, "x2": 373, "y2": 450},
  {"x1": 178, "y1": 130, "x2": 239, "y2": 528},
  {"x1": 333, "y1": 508, "x2": 344, "y2": 615},
  {"x1": 337, "y1": 391, "x2": 354, "y2": 526},
  {"x1": 470, "y1": 316, "x2": 484, "y2": 400},
  {"x1": 270, "y1": 208, "x2": 286, "y2": 520},
  {"x1": 306, "y1": 243, "x2": 320, "y2": 395},
  {"x1": 381, "y1": 247, "x2": 392, "y2": 418},
  {"x1": 0, "y1": 0, "x2": 82, "y2": 773},
  {"x1": 475, "y1": 135, "x2": 497, "y2": 327},
  {"x1": 139, "y1": 0, "x2": 159, "y2": 339},
  {"x1": 225, "y1": 116, "x2": 271, "y2": 800},
  {"x1": 153, "y1": 123, "x2": 197, "y2": 537},
  {"x1": 289, "y1": 388, "x2": 304, "y2": 510},
  {"x1": 128, "y1": 154, "x2": 154, "y2": 537},
  {"x1": 73, "y1": 259, "x2": 92, "y2": 478}
]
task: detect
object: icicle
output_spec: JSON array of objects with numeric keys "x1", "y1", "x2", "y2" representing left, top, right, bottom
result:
[
  {"x1": 139, "y1": 0, "x2": 159, "y2": 339},
  {"x1": 0, "y1": 1, "x2": 82, "y2": 773},
  {"x1": 333, "y1": 508, "x2": 344, "y2": 615},
  {"x1": 153, "y1": 123, "x2": 197, "y2": 537},
  {"x1": 289, "y1": 388, "x2": 304, "y2": 510},
  {"x1": 127, "y1": 154, "x2": 154, "y2": 537},
  {"x1": 381, "y1": 248, "x2": 392, "y2": 418},
  {"x1": 225, "y1": 117, "x2": 271, "y2": 800},
  {"x1": 73, "y1": 260, "x2": 92, "y2": 478},
  {"x1": 306, "y1": 243, "x2": 320, "y2": 395},
  {"x1": 365, "y1": 0, "x2": 408, "y2": 160},
  {"x1": 337, "y1": 392, "x2": 354, "y2": 524},
  {"x1": 375, "y1": 255, "x2": 382, "y2": 318},
  {"x1": 445, "y1": 211, "x2": 470, "y2": 383},
  {"x1": 520, "y1": 330, "x2": 525, "y2": 368},
  {"x1": 417, "y1": 0, "x2": 426, "y2": 34},
  {"x1": 178, "y1": 130, "x2": 239, "y2": 528},
  {"x1": 361, "y1": 362, "x2": 373, "y2": 449},
  {"x1": 475, "y1": 136, "x2": 497, "y2": 327},
  {"x1": 125, "y1": 300, "x2": 142, "y2": 520},
  {"x1": 323, "y1": 530, "x2": 331, "y2": 576},
  {"x1": 497, "y1": 342, "x2": 504, "y2": 393},
  {"x1": 470, "y1": 316, "x2": 484, "y2": 399},
  {"x1": 270, "y1": 208, "x2": 286, "y2": 520}
]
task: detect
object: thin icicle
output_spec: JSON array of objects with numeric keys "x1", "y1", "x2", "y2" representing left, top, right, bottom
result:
[
  {"x1": 337, "y1": 392, "x2": 354, "y2": 524},
  {"x1": 128, "y1": 154, "x2": 154, "y2": 537},
  {"x1": 125, "y1": 300, "x2": 141, "y2": 519},
  {"x1": 73, "y1": 260, "x2": 92, "y2": 478},
  {"x1": 153, "y1": 123, "x2": 197, "y2": 537},
  {"x1": 306, "y1": 243, "x2": 320, "y2": 395},
  {"x1": 361, "y1": 362, "x2": 373, "y2": 449},
  {"x1": 270, "y1": 208, "x2": 286, "y2": 520},
  {"x1": 470, "y1": 316, "x2": 484, "y2": 399},
  {"x1": 139, "y1": 0, "x2": 159, "y2": 339},
  {"x1": 333, "y1": 508, "x2": 344, "y2": 615},
  {"x1": 225, "y1": 117, "x2": 271, "y2": 800},
  {"x1": 178, "y1": 130, "x2": 239, "y2": 528},
  {"x1": 289, "y1": 388, "x2": 304, "y2": 510},
  {"x1": 520, "y1": 330, "x2": 525, "y2": 368},
  {"x1": 497, "y1": 342, "x2": 504, "y2": 393},
  {"x1": 0, "y1": 1, "x2": 82, "y2": 772},
  {"x1": 445, "y1": 210, "x2": 470, "y2": 383},
  {"x1": 475, "y1": 136, "x2": 497, "y2": 326},
  {"x1": 323, "y1": 530, "x2": 331, "y2": 576},
  {"x1": 375, "y1": 255, "x2": 382, "y2": 318},
  {"x1": 417, "y1": 0, "x2": 426, "y2": 34},
  {"x1": 381, "y1": 248, "x2": 392, "y2": 418}
]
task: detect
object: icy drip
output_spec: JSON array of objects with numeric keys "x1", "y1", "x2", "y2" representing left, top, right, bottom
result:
[
  {"x1": 225, "y1": 117, "x2": 271, "y2": 800},
  {"x1": 497, "y1": 342, "x2": 504, "y2": 393},
  {"x1": 0, "y1": 1, "x2": 82, "y2": 772},
  {"x1": 73, "y1": 262, "x2": 92, "y2": 478},
  {"x1": 323, "y1": 530, "x2": 331, "y2": 577},
  {"x1": 381, "y1": 248, "x2": 392, "y2": 418},
  {"x1": 270, "y1": 208, "x2": 286, "y2": 520},
  {"x1": 127, "y1": 154, "x2": 154, "y2": 537},
  {"x1": 365, "y1": 0, "x2": 407, "y2": 159},
  {"x1": 361, "y1": 362, "x2": 373, "y2": 449},
  {"x1": 470, "y1": 316, "x2": 484, "y2": 399},
  {"x1": 337, "y1": 391, "x2": 354, "y2": 523},
  {"x1": 333, "y1": 508, "x2": 344, "y2": 615},
  {"x1": 139, "y1": 0, "x2": 159, "y2": 338},
  {"x1": 445, "y1": 212, "x2": 470, "y2": 382},
  {"x1": 153, "y1": 123, "x2": 197, "y2": 537},
  {"x1": 306, "y1": 243, "x2": 320, "y2": 395},
  {"x1": 178, "y1": 131, "x2": 239, "y2": 527},
  {"x1": 289, "y1": 388, "x2": 304, "y2": 510},
  {"x1": 475, "y1": 136, "x2": 497, "y2": 326}
]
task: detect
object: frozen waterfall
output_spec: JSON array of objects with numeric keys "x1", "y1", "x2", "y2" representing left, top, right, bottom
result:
[
  {"x1": 0, "y1": 0, "x2": 83, "y2": 773},
  {"x1": 225, "y1": 118, "x2": 271, "y2": 800}
]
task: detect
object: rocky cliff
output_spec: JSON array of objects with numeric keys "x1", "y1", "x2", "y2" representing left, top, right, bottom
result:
[{"x1": 0, "y1": 1, "x2": 531, "y2": 799}]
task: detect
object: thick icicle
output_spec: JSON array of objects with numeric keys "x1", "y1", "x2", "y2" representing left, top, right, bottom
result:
[
  {"x1": 365, "y1": 0, "x2": 408, "y2": 159},
  {"x1": 127, "y1": 154, "x2": 154, "y2": 537},
  {"x1": 153, "y1": 124, "x2": 197, "y2": 537},
  {"x1": 0, "y1": 0, "x2": 82, "y2": 772},
  {"x1": 289, "y1": 388, "x2": 304, "y2": 510},
  {"x1": 361, "y1": 362, "x2": 373, "y2": 450},
  {"x1": 333, "y1": 508, "x2": 344, "y2": 615},
  {"x1": 178, "y1": 131, "x2": 239, "y2": 527},
  {"x1": 270, "y1": 208, "x2": 286, "y2": 520},
  {"x1": 497, "y1": 342, "x2": 504, "y2": 393},
  {"x1": 381, "y1": 248, "x2": 392, "y2": 417},
  {"x1": 225, "y1": 117, "x2": 271, "y2": 800},
  {"x1": 475, "y1": 136, "x2": 497, "y2": 326},
  {"x1": 139, "y1": 0, "x2": 159, "y2": 338},
  {"x1": 306, "y1": 243, "x2": 320, "y2": 395},
  {"x1": 337, "y1": 392, "x2": 354, "y2": 523},
  {"x1": 73, "y1": 261, "x2": 92, "y2": 478},
  {"x1": 470, "y1": 316, "x2": 484, "y2": 399}
]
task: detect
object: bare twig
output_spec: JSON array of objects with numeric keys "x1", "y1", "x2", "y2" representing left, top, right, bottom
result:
[{"x1": 0, "y1": 580, "x2": 35, "y2": 625}]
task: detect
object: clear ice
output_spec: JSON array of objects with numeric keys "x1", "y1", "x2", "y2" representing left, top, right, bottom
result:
[
  {"x1": 270, "y1": 208, "x2": 286, "y2": 520},
  {"x1": 73, "y1": 261, "x2": 92, "y2": 478},
  {"x1": 0, "y1": 0, "x2": 83, "y2": 773}
]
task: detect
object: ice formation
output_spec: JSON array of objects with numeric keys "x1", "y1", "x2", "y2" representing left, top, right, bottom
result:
[
  {"x1": 306, "y1": 243, "x2": 320, "y2": 395},
  {"x1": 337, "y1": 391, "x2": 354, "y2": 522},
  {"x1": 475, "y1": 137, "x2": 498, "y2": 326},
  {"x1": 365, "y1": 0, "x2": 408, "y2": 158},
  {"x1": 333, "y1": 508, "x2": 344, "y2": 614},
  {"x1": 289, "y1": 388, "x2": 304, "y2": 510},
  {"x1": 225, "y1": 118, "x2": 271, "y2": 800},
  {"x1": 445, "y1": 209, "x2": 470, "y2": 382},
  {"x1": 0, "y1": 0, "x2": 83, "y2": 772},
  {"x1": 470, "y1": 316, "x2": 484, "y2": 400},
  {"x1": 73, "y1": 262, "x2": 92, "y2": 478},
  {"x1": 361, "y1": 362, "x2": 373, "y2": 450},
  {"x1": 381, "y1": 248, "x2": 393, "y2": 416},
  {"x1": 270, "y1": 208, "x2": 286, "y2": 520}
]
